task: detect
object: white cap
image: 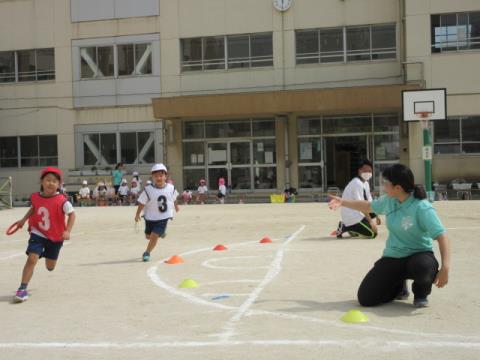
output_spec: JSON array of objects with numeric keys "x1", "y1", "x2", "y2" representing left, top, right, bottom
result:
[
  {"x1": 82, "y1": 180, "x2": 87, "y2": 185},
  {"x1": 151, "y1": 163, "x2": 167, "y2": 173},
  {"x1": 132, "y1": 171, "x2": 139, "y2": 176},
  {"x1": 121, "y1": 179, "x2": 127, "y2": 183}
]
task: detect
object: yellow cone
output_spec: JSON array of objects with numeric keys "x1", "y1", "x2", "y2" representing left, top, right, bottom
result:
[
  {"x1": 341, "y1": 309, "x2": 369, "y2": 324},
  {"x1": 179, "y1": 279, "x2": 199, "y2": 289}
]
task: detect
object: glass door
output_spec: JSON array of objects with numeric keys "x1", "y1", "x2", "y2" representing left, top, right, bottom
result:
[
  {"x1": 229, "y1": 141, "x2": 252, "y2": 191},
  {"x1": 206, "y1": 140, "x2": 253, "y2": 191},
  {"x1": 324, "y1": 135, "x2": 369, "y2": 189}
]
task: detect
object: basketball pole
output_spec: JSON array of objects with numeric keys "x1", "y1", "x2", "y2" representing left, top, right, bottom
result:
[{"x1": 421, "y1": 116, "x2": 433, "y2": 200}]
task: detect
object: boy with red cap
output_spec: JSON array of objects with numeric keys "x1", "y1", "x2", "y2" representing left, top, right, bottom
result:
[{"x1": 12, "y1": 167, "x2": 76, "y2": 302}]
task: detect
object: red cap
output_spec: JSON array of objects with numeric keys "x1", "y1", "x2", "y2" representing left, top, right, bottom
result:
[{"x1": 40, "y1": 167, "x2": 63, "y2": 180}]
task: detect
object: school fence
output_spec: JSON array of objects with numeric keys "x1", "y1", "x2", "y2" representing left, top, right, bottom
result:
[{"x1": 0, "y1": 177, "x2": 13, "y2": 209}]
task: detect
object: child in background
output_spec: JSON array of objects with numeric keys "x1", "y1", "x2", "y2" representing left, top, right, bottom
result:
[
  {"x1": 118, "y1": 179, "x2": 129, "y2": 205},
  {"x1": 135, "y1": 163, "x2": 180, "y2": 262},
  {"x1": 217, "y1": 177, "x2": 227, "y2": 204},
  {"x1": 182, "y1": 189, "x2": 192, "y2": 204},
  {"x1": 132, "y1": 171, "x2": 143, "y2": 188},
  {"x1": 197, "y1": 179, "x2": 208, "y2": 204},
  {"x1": 129, "y1": 179, "x2": 141, "y2": 204},
  {"x1": 95, "y1": 182, "x2": 108, "y2": 206},
  {"x1": 12, "y1": 167, "x2": 76, "y2": 302},
  {"x1": 76, "y1": 180, "x2": 91, "y2": 206}
]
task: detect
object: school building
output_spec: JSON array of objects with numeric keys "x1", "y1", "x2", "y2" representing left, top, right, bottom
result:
[{"x1": 1, "y1": 0, "x2": 479, "y2": 200}]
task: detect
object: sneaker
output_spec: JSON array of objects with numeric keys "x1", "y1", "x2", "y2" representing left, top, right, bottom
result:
[
  {"x1": 142, "y1": 252, "x2": 150, "y2": 262},
  {"x1": 395, "y1": 288, "x2": 410, "y2": 301},
  {"x1": 336, "y1": 222, "x2": 344, "y2": 238},
  {"x1": 14, "y1": 289, "x2": 28, "y2": 303},
  {"x1": 413, "y1": 297, "x2": 429, "y2": 307}
]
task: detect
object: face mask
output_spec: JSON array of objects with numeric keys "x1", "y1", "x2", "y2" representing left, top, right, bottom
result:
[{"x1": 360, "y1": 172, "x2": 372, "y2": 181}]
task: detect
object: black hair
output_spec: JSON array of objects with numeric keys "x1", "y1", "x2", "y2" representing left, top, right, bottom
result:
[
  {"x1": 40, "y1": 171, "x2": 61, "y2": 192},
  {"x1": 115, "y1": 162, "x2": 123, "y2": 170},
  {"x1": 381, "y1": 164, "x2": 427, "y2": 200},
  {"x1": 357, "y1": 159, "x2": 373, "y2": 170}
]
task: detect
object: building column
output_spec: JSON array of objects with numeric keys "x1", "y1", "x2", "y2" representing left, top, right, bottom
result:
[
  {"x1": 164, "y1": 119, "x2": 184, "y2": 189},
  {"x1": 408, "y1": 122, "x2": 425, "y2": 185}
]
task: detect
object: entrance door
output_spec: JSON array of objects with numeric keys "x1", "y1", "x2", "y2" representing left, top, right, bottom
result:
[
  {"x1": 324, "y1": 136, "x2": 369, "y2": 189},
  {"x1": 207, "y1": 141, "x2": 252, "y2": 191}
]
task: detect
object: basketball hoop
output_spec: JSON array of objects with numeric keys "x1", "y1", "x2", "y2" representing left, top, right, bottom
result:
[{"x1": 416, "y1": 111, "x2": 432, "y2": 129}]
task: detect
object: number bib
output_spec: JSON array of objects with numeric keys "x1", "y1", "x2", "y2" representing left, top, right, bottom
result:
[
  {"x1": 140, "y1": 184, "x2": 177, "y2": 221},
  {"x1": 28, "y1": 192, "x2": 67, "y2": 242}
]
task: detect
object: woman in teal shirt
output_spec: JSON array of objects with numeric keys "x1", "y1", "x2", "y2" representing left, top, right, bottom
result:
[
  {"x1": 112, "y1": 163, "x2": 124, "y2": 195},
  {"x1": 329, "y1": 164, "x2": 450, "y2": 307}
]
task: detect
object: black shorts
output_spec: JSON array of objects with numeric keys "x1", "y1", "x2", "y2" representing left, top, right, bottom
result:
[
  {"x1": 342, "y1": 218, "x2": 377, "y2": 239},
  {"x1": 217, "y1": 192, "x2": 225, "y2": 198},
  {"x1": 26, "y1": 233, "x2": 64, "y2": 260},
  {"x1": 144, "y1": 219, "x2": 169, "y2": 236}
]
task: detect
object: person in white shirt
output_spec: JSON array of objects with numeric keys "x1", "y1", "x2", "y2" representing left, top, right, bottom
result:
[
  {"x1": 335, "y1": 159, "x2": 381, "y2": 239},
  {"x1": 129, "y1": 179, "x2": 141, "y2": 204},
  {"x1": 76, "y1": 180, "x2": 91, "y2": 206},
  {"x1": 217, "y1": 177, "x2": 227, "y2": 204},
  {"x1": 196, "y1": 179, "x2": 208, "y2": 204},
  {"x1": 118, "y1": 179, "x2": 130, "y2": 204},
  {"x1": 135, "y1": 163, "x2": 180, "y2": 262}
]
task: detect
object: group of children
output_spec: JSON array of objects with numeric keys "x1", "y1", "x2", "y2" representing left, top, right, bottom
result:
[
  {"x1": 76, "y1": 173, "x2": 149, "y2": 206},
  {"x1": 182, "y1": 177, "x2": 227, "y2": 205},
  {"x1": 10, "y1": 161, "x2": 450, "y2": 310}
]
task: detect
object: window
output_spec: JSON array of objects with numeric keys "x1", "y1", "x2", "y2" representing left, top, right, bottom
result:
[
  {"x1": 431, "y1": 12, "x2": 480, "y2": 52},
  {"x1": 434, "y1": 116, "x2": 480, "y2": 154},
  {"x1": 0, "y1": 51, "x2": 15, "y2": 83},
  {"x1": 117, "y1": 43, "x2": 152, "y2": 76},
  {"x1": 0, "y1": 137, "x2": 18, "y2": 167},
  {"x1": 0, "y1": 48, "x2": 55, "y2": 83},
  {"x1": 80, "y1": 46, "x2": 114, "y2": 78},
  {"x1": 181, "y1": 32, "x2": 273, "y2": 72},
  {"x1": 81, "y1": 43, "x2": 152, "y2": 79},
  {"x1": 296, "y1": 24, "x2": 396, "y2": 65},
  {"x1": 0, "y1": 135, "x2": 58, "y2": 168},
  {"x1": 120, "y1": 132, "x2": 155, "y2": 164},
  {"x1": 82, "y1": 131, "x2": 155, "y2": 165}
]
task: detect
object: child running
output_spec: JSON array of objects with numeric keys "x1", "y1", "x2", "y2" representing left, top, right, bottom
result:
[
  {"x1": 13, "y1": 167, "x2": 76, "y2": 303},
  {"x1": 134, "y1": 163, "x2": 179, "y2": 262}
]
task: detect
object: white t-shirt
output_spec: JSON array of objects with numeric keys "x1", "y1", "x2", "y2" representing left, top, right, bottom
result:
[
  {"x1": 118, "y1": 185, "x2": 129, "y2": 196},
  {"x1": 130, "y1": 185, "x2": 141, "y2": 195},
  {"x1": 219, "y1": 184, "x2": 226, "y2": 196},
  {"x1": 79, "y1": 187, "x2": 90, "y2": 198},
  {"x1": 341, "y1": 177, "x2": 373, "y2": 227},
  {"x1": 138, "y1": 183, "x2": 177, "y2": 221},
  {"x1": 197, "y1": 185, "x2": 208, "y2": 194}
]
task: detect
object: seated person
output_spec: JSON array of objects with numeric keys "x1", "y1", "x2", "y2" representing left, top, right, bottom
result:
[
  {"x1": 284, "y1": 187, "x2": 297, "y2": 203},
  {"x1": 335, "y1": 159, "x2": 381, "y2": 239},
  {"x1": 196, "y1": 179, "x2": 208, "y2": 204},
  {"x1": 118, "y1": 179, "x2": 130, "y2": 205},
  {"x1": 76, "y1": 180, "x2": 91, "y2": 206},
  {"x1": 129, "y1": 179, "x2": 141, "y2": 204},
  {"x1": 182, "y1": 189, "x2": 193, "y2": 205},
  {"x1": 95, "y1": 181, "x2": 108, "y2": 206}
]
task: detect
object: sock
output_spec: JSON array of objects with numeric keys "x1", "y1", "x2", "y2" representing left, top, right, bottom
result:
[{"x1": 19, "y1": 283, "x2": 27, "y2": 290}]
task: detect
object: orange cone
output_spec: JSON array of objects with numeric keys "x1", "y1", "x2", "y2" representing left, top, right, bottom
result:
[
  {"x1": 260, "y1": 236, "x2": 273, "y2": 244},
  {"x1": 213, "y1": 244, "x2": 228, "y2": 251},
  {"x1": 165, "y1": 255, "x2": 184, "y2": 264},
  {"x1": 330, "y1": 230, "x2": 337, "y2": 237}
]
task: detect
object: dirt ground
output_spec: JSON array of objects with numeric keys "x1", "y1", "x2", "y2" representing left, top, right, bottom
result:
[{"x1": 0, "y1": 201, "x2": 479, "y2": 360}]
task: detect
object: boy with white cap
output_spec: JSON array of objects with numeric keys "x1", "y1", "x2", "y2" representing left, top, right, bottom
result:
[
  {"x1": 118, "y1": 179, "x2": 129, "y2": 204},
  {"x1": 135, "y1": 163, "x2": 180, "y2": 262},
  {"x1": 76, "y1": 180, "x2": 91, "y2": 206}
]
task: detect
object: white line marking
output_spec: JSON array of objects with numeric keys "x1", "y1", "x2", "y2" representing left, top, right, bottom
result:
[
  {"x1": 147, "y1": 233, "x2": 480, "y2": 343},
  {"x1": 201, "y1": 256, "x2": 271, "y2": 270},
  {"x1": 218, "y1": 225, "x2": 306, "y2": 341},
  {"x1": 201, "y1": 293, "x2": 250, "y2": 297},
  {"x1": 0, "y1": 339, "x2": 479, "y2": 350}
]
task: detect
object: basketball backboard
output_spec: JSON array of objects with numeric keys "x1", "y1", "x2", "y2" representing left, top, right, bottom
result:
[{"x1": 402, "y1": 88, "x2": 447, "y2": 122}]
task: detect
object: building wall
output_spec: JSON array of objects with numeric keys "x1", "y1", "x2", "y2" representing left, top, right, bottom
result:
[{"x1": 405, "y1": 0, "x2": 480, "y2": 184}]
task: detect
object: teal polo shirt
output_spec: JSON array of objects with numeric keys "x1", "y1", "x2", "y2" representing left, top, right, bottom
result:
[{"x1": 371, "y1": 195, "x2": 446, "y2": 258}]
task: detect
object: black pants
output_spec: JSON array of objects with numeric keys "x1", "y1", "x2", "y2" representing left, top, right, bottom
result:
[
  {"x1": 357, "y1": 251, "x2": 439, "y2": 306},
  {"x1": 338, "y1": 218, "x2": 377, "y2": 239}
]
